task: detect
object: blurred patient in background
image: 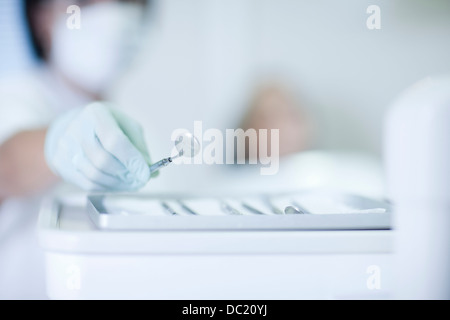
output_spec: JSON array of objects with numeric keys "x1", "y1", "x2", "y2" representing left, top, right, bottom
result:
[{"x1": 0, "y1": 0, "x2": 150, "y2": 202}]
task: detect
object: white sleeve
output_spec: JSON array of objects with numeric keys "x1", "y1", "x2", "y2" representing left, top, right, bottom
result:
[{"x1": 0, "y1": 74, "x2": 55, "y2": 145}]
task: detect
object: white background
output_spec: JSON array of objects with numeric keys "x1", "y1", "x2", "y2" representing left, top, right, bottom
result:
[{"x1": 2, "y1": 0, "x2": 450, "y2": 158}]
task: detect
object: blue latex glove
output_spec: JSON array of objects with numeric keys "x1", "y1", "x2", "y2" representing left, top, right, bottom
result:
[{"x1": 45, "y1": 102, "x2": 154, "y2": 191}]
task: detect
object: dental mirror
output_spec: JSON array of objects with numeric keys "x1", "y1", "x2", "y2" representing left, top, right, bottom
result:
[
  {"x1": 284, "y1": 206, "x2": 301, "y2": 214},
  {"x1": 149, "y1": 132, "x2": 201, "y2": 174},
  {"x1": 173, "y1": 132, "x2": 201, "y2": 159}
]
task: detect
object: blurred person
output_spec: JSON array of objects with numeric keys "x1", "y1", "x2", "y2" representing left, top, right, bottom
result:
[
  {"x1": 0, "y1": 0, "x2": 152, "y2": 300},
  {"x1": 0, "y1": 0, "x2": 307, "y2": 298},
  {"x1": 1, "y1": 0, "x2": 308, "y2": 200},
  {"x1": 0, "y1": 0, "x2": 151, "y2": 201}
]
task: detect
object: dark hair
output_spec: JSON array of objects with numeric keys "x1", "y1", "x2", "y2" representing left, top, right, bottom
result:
[{"x1": 23, "y1": 0, "x2": 48, "y2": 60}]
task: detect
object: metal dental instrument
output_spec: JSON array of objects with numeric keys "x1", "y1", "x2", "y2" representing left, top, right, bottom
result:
[
  {"x1": 284, "y1": 206, "x2": 302, "y2": 214},
  {"x1": 284, "y1": 200, "x2": 309, "y2": 214},
  {"x1": 149, "y1": 132, "x2": 201, "y2": 175}
]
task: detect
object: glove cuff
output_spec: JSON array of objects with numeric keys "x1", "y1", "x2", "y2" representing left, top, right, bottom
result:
[{"x1": 45, "y1": 108, "x2": 83, "y2": 175}]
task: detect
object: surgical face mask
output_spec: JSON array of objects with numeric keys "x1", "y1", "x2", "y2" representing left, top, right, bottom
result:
[{"x1": 50, "y1": 2, "x2": 145, "y2": 95}]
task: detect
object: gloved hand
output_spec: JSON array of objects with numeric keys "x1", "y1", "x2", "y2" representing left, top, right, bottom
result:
[{"x1": 45, "y1": 102, "x2": 155, "y2": 191}]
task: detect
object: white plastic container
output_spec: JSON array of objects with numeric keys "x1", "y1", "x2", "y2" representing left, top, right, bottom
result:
[
  {"x1": 38, "y1": 194, "x2": 394, "y2": 299},
  {"x1": 385, "y1": 76, "x2": 450, "y2": 299}
]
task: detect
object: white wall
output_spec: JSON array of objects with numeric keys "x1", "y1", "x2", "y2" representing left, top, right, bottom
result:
[
  {"x1": 0, "y1": 0, "x2": 33, "y2": 75},
  {"x1": 114, "y1": 0, "x2": 450, "y2": 159}
]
